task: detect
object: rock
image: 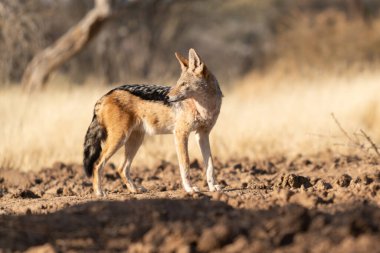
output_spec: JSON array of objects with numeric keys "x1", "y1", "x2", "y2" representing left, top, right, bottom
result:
[
  {"x1": 275, "y1": 174, "x2": 312, "y2": 189},
  {"x1": 190, "y1": 159, "x2": 201, "y2": 169},
  {"x1": 371, "y1": 184, "x2": 380, "y2": 196},
  {"x1": 355, "y1": 174, "x2": 373, "y2": 185},
  {"x1": 250, "y1": 165, "x2": 267, "y2": 175},
  {"x1": 233, "y1": 163, "x2": 243, "y2": 170},
  {"x1": 45, "y1": 187, "x2": 65, "y2": 196},
  {"x1": 336, "y1": 174, "x2": 352, "y2": 187},
  {"x1": 34, "y1": 178, "x2": 43, "y2": 184},
  {"x1": 219, "y1": 180, "x2": 228, "y2": 188},
  {"x1": 56, "y1": 187, "x2": 63, "y2": 195},
  {"x1": 0, "y1": 186, "x2": 7, "y2": 197},
  {"x1": 315, "y1": 180, "x2": 332, "y2": 191},
  {"x1": 16, "y1": 189, "x2": 40, "y2": 199},
  {"x1": 105, "y1": 172, "x2": 118, "y2": 181}
]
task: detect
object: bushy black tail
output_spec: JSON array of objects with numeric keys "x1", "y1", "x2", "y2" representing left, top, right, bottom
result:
[{"x1": 83, "y1": 115, "x2": 106, "y2": 177}]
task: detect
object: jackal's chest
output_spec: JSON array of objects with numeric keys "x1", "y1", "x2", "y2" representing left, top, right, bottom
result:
[
  {"x1": 181, "y1": 98, "x2": 221, "y2": 131},
  {"x1": 193, "y1": 106, "x2": 220, "y2": 129}
]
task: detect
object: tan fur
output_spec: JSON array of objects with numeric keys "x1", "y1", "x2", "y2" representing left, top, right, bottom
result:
[{"x1": 88, "y1": 48, "x2": 223, "y2": 196}]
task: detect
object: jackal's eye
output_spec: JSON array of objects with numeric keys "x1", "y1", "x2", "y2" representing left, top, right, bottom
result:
[{"x1": 179, "y1": 82, "x2": 186, "y2": 87}]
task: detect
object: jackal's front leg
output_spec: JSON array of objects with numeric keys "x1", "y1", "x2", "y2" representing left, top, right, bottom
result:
[
  {"x1": 195, "y1": 131, "x2": 221, "y2": 192},
  {"x1": 174, "y1": 131, "x2": 199, "y2": 193}
]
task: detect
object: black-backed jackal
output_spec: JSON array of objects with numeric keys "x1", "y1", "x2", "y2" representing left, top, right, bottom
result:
[{"x1": 83, "y1": 49, "x2": 223, "y2": 196}]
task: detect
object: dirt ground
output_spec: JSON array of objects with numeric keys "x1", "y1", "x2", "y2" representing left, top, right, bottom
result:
[{"x1": 1, "y1": 152, "x2": 380, "y2": 252}]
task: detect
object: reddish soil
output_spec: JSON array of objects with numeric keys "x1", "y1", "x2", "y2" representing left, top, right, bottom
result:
[{"x1": 1, "y1": 153, "x2": 380, "y2": 252}]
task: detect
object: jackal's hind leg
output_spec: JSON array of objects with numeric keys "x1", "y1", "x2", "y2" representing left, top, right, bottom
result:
[
  {"x1": 118, "y1": 131, "x2": 146, "y2": 193},
  {"x1": 195, "y1": 131, "x2": 221, "y2": 192},
  {"x1": 93, "y1": 131, "x2": 124, "y2": 197}
]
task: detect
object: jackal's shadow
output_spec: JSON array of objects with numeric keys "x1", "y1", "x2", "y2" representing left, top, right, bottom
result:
[{"x1": 1, "y1": 198, "x2": 380, "y2": 252}]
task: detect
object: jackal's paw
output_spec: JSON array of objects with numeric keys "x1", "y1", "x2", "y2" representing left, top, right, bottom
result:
[
  {"x1": 129, "y1": 185, "x2": 147, "y2": 194},
  {"x1": 185, "y1": 186, "x2": 200, "y2": 193},
  {"x1": 136, "y1": 186, "x2": 147, "y2": 193},
  {"x1": 95, "y1": 190, "x2": 106, "y2": 197},
  {"x1": 209, "y1": 184, "x2": 222, "y2": 192}
]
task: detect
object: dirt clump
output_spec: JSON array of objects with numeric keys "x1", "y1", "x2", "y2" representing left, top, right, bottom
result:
[
  {"x1": 336, "y1": 174, "x2": 352, "y2": 187},
  {"x1": 275, "y1": 173, "x2": 312, "y2": 189},
  {"x1": 15, "y1": 189, "x2": 41, "y2": 199}
]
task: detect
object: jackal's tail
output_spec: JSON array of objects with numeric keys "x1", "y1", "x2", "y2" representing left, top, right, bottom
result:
[{"x1": 83, "y1": 114, "x2": 106, "y2": 177}]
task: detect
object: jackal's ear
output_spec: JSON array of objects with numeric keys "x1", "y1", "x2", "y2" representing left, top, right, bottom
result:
[
  {"x1": 188, "y1": 48, "x2": 204, "y2": 75},
  {"x1": 175, "y1": 52, "x2": 188, "y2": 71}
]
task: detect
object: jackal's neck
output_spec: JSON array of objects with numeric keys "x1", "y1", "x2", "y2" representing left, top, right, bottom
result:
[
  {"x1": 191, "y1": 75, "x2": 222, "y2": 122},
  {"x1": 206, "y1": 72, "x2": 223, "y2": 98}
]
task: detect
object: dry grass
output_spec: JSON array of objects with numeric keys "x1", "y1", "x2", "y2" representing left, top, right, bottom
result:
[{"x1": 1, "y1": 71, "x2": 380, "y2": 171}]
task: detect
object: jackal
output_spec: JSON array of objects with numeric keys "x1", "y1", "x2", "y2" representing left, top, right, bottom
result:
[{"x1": 83, "y1": 48, "x2": 223, "y2": 196}]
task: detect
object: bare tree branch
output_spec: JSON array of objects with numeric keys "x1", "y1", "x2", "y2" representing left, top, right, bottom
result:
[{"x1": 21, "y1": 0, "x2": 111, "y2": 92}]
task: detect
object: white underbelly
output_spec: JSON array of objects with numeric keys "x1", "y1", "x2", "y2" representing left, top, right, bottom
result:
[{"x1": 142, "y1": 119, "x2": 173, "y2": 135}]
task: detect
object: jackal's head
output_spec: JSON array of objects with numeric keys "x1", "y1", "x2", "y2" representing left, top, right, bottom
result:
[{"x1": 168, "y1": 48, "x2": 220, "y2": 103}]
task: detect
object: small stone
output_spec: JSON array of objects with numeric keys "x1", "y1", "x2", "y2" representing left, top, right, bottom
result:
[
  {"x1": 371, "y1": 184, "x2": 380, "y2": 196},
  {"x1": 17, "y1": 190, "x2": 40, "y2": 199},
  {"x1": 250, "y1": 166, "x2": 267, "y2": 175},
  {"x1": 336, "y1": 174, "x2": 352, "y2": 187},
  {"x1": 315, "y1": 180, "x2": 332, "y2": 191},
  {"x1": 303, "y1": 159, "x2": 313, "y2": 166},
  {"x1": 34, "y1": 178, "x2": 43, "y2": 184},
  {"x1": 219, "y1": 180, "x2": 228, "y2": 188},
  {"x1": 190, "y1": 159, "x2": 201, "y2": 169},
  {"x1": 233, "y1": 163, "x2": 243, "y2": 170},
  {"x1": 356, "y1": 174, "x2": 373, "y2": 185},
  {"x1": 275, "y1": 174, "x2": 311, "y2": 189},
  {"x1": 56, "y1": 188, "x2": 63, "y2": 195}
]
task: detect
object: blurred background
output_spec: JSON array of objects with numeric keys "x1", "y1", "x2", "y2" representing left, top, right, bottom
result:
[{"x1": 1, "y1": 0, "x2": 380, "y2": 171}]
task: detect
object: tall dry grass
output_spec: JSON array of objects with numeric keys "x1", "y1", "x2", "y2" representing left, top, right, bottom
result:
[{"x1": 1, "y1": 71, "x2": 380, "y2": 171}]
